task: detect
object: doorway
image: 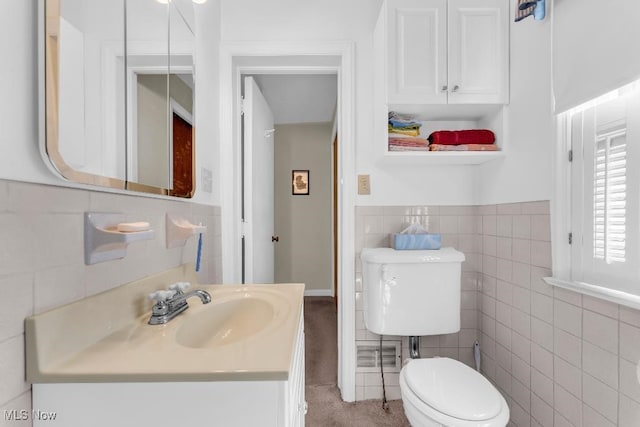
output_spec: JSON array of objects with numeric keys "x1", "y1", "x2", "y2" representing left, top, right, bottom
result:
[
  {"x1": 170, "y1": 107, "x2": 194, "y2": 197},
  {"x1": 219, "y1": 43, "x2": 357, "y2": 401},
  {"x1": 242, "y1": 74, "x2": 337, "y2": 297}
]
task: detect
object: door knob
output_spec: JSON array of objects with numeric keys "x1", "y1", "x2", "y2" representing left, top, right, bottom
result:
[{"x1": 272, "y1": 235, "x2": 279, "y2": 242}]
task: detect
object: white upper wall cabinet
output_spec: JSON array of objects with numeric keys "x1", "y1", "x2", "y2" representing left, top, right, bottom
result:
[
  {"x1": 386, "y1": 0, "x2": 508, "y2": 105},
  {"x1": 387, "y1": 0, "x2": 448, "y2": 104},
  {"x1": 448, "y1": 0, "x2": 508, "y2": 104}
]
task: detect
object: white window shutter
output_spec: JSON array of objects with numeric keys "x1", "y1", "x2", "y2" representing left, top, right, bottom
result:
[{"x1": 593, "y1": 130, "x2": 627, "y2": 264}]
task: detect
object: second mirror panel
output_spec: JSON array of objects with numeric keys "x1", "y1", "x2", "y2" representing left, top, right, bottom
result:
[
  {"x1": 126, "y1": 0, "x2": 194, "y2": 196},
  {"x1": 168, "y1": 0, "x2": 195, "y2": 197}
]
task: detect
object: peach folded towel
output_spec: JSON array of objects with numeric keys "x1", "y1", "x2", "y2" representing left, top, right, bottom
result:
[{"x1": 430, "y1": 144, "x2": 499, "y2": 151}]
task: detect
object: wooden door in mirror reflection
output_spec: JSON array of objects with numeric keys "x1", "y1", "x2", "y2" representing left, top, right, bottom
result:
[{"x1": 171, "y1": 113, "x2": 193, "y2": 197}]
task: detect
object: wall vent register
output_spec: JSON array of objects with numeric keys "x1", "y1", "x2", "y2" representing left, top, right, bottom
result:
[{"x1": 356, "y1": 341, "x2": 401, "y2": 372}]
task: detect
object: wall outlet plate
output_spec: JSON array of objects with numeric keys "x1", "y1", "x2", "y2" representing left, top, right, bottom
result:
[{"x1": 358, "y1": 174, "x2": 370, "y2": 195}]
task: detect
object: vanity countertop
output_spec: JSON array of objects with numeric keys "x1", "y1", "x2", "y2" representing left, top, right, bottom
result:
[{"x1": 25, "y1": 265, "x2": 305, "y2": 383}]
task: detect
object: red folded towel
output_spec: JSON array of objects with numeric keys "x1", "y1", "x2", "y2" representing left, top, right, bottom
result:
[
  {"x1": 430, "y1": 144, "x2": 498, "y2": 151},
  {"x1": 428, "y1": 129, "x2": 496, "y2": 145}
]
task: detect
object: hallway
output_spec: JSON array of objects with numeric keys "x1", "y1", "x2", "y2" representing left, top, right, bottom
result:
[{"x1": 303, "y1": 297, "x2": 410, "y2": 426}]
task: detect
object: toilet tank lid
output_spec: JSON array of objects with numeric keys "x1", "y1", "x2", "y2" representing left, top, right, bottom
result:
[{"x1": 360, "y1": 247, "x2": 465, "y2": 263}]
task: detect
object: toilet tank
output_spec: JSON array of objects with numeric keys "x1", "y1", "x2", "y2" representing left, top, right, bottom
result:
[{"x1": 361, "y1": 247, "x2": 465, "y2": 336}]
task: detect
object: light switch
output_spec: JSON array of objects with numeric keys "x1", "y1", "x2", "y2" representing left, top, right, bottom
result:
[{"x1": 358, "y1": 174, "x2": 371, "y2": 195}]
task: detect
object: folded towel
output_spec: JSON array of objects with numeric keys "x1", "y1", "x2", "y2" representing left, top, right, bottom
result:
[
  {"x1": 388, "y1": 136, "x2": 429, "y2": 145},
  {"x1": 428, "y1": 129, "x2": 496, "y2": 145},
  {"x1": 386, "y1": 132, "x2": 418, "y2": 139},
  {"x1": 389, "y1": 111, "x2": 418, "y2": 122},
  {"x1": 389, "y1": 136, "x2": 429, "y2": 152},
  {"x1": 515, "y1": 0, "x2": 537, "y2": 22},
  {"x1": 389, "y1": 145, "x2": 430, "y2": 152},
  {"x1": 389, "y1": 126, "x2": 420, "y2": 137},
  {"x1": 429, "y1": 144, "x2": 498, "y2": 151},
  {"x1": 388, "y1": 118, "x2": 422, "y2": 129}
]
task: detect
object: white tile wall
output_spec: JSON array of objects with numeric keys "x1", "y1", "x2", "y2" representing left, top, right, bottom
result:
[
  {"x1": 355, "y1": 201, "x2": 640, "y2": 426},
  {"x1": 0, "y1": 179, "x2": 222, "y2": 423},
  {"x1": 478, "y1": 201, "x2": 640, "y2": 427}
]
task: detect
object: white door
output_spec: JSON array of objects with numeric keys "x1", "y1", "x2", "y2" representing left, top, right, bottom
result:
[
  {"x1": 387, "y1": 0, "x2": 447, "y2": 104},
  {"x1": 243, "y1": 76, "x2": 275, "y2": 283},
  {"x1": 448, "y1": 0, "x2": 508, "y2": 104}
]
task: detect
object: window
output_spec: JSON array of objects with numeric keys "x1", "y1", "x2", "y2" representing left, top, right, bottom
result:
[
  {"x1": 548, "y1": 79, "x2": 640, "y2": 308},
  {"x1": 593, "y1": 128, "x2": 626, "y2": 263}
]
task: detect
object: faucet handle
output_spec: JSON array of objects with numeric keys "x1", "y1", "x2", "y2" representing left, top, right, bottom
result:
[
  {"x1": 148, "y1": 290, "x2": 176, "y2": 303},
  {"x1": 169, "y1": 282, "x2": 191, "y2": 293}
]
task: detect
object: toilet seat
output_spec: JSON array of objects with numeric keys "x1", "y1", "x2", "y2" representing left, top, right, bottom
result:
[{"x1": 400, "y1": 358, "x2": 509, "y2": 427}]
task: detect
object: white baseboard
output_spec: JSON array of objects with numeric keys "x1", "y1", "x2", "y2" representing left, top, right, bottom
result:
[{"x1": 304, "y1": 289, "x2": 334, "y2": 297}]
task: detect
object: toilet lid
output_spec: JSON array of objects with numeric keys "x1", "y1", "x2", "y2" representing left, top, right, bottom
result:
[{"x1": 404, "y1": 358, "x2": 502, "y2": 421}]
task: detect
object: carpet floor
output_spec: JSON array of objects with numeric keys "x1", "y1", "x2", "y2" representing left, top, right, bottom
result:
[{"x1": 304, "y1": 297, "x2": 411, "y2": 427}]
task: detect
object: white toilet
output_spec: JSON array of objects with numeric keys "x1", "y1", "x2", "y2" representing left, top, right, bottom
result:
[{"x1": 361, "y1": 247, "x2": 509, "y2": 427}]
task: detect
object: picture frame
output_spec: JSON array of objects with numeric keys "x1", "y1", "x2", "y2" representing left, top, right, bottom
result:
[{"x1": 292, "y1": 170, "x2": 310, "y2": 195}]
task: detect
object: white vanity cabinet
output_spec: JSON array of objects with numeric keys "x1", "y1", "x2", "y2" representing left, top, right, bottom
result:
[
  {"x1": 32, "y1": 315, "x2": 305, "y2": 427},
  {"x1": 26, "y1": 274, "x2": 307, "y2": 427},
  {"x1": 385, "y1": 0, "x2": 509, "y2": 105}
]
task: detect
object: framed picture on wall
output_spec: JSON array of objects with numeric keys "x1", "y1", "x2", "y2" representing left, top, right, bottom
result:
[{"x1": 292, "y1": 170, "x2": 309, "y2": 195}]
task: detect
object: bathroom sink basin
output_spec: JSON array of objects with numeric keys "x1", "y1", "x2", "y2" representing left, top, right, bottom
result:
[
  {"x1": 25, "y1": 277, "x2": 304, "y2": 383},
  {"x1": 175, "y1": 295, "x2": 279, "y2": 349}
]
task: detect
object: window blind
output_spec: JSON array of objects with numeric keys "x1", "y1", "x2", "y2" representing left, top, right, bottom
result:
[
  {"x1": 569, "y1": 89, "x2": 640, "y2": 294},
  {"x1": 593, "y1": 130, "x2": 626, "y2": 264},
  {"x1": 553, "y1": 0, "x2": 640, "y2": 112}
]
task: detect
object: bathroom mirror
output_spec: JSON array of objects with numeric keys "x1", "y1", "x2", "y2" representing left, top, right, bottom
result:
[{"x1": 42, "y1": 0, "x2": 195, "y2": 197}]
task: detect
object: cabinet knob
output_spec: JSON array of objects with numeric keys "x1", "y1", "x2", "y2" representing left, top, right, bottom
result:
[
  {"x1": 441, "y1": 85, "x2": 448, "y2": 92},
  {"x1": 452, "y1": 85, "x2": 460, "y2": 92}
]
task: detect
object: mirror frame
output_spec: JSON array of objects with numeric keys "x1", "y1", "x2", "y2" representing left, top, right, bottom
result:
[{"x1": 41, "y1": 0, "x2": 196, "y2": 198}]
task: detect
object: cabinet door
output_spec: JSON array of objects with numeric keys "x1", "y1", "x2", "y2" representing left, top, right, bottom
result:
[
  {"x1": 448, "y1": 0, "x2": 508, "y2": 104},
  {"x1": 387, "y1": 0, "x2": 447, "y2": 104}
]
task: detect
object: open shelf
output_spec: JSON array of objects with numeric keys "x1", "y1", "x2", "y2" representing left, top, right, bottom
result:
[
  {"x1": 381, "y1": 150, "x2": 505, "y2": 165},
  {"x1": 383, "y1": 103, "x2": 507, "y2": 166},
  {"x1": 389, "y1": 103, "x2": 503, "y2": 121}
]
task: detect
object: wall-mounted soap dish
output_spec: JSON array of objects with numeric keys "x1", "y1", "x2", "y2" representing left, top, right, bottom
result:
[
  {"x1": 166, "y1": 214, "x2": 207, "y2": 248},
  {"x1": 84, "y1": 213, "x2": 155, "y2": 265}
]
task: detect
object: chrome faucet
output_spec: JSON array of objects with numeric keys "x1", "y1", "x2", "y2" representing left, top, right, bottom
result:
[{"x1": 148, "y1": 282, "x2": 211, "y2": 325}]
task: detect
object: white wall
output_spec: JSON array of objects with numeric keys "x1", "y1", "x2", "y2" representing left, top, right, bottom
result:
[
  {"x1": 193, "y1": 0, "x2": 221, "y2": 206},
  {"x1": 0, "y1": 0, "x2": 57, "y2": 185},
  {"x1": 479, "y1": 1, "x2": 553, "y2": 205},
  {"x1": 221, "y1": 0, "x2": 553, "y2": 208},
  {"x1": 2, "y1": 0, "x2": 553, "y2": 209},
  {"x1": 274, "y1": 123, "x2": 333, "y2": 294},
  {"x1": 0, "y1": 0, "x2": 219, "y2": 206}
]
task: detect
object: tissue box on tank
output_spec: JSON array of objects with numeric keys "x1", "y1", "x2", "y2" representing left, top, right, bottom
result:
[{"x1": 390, "y1": 233, "x2": 441, "y2": 250}]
